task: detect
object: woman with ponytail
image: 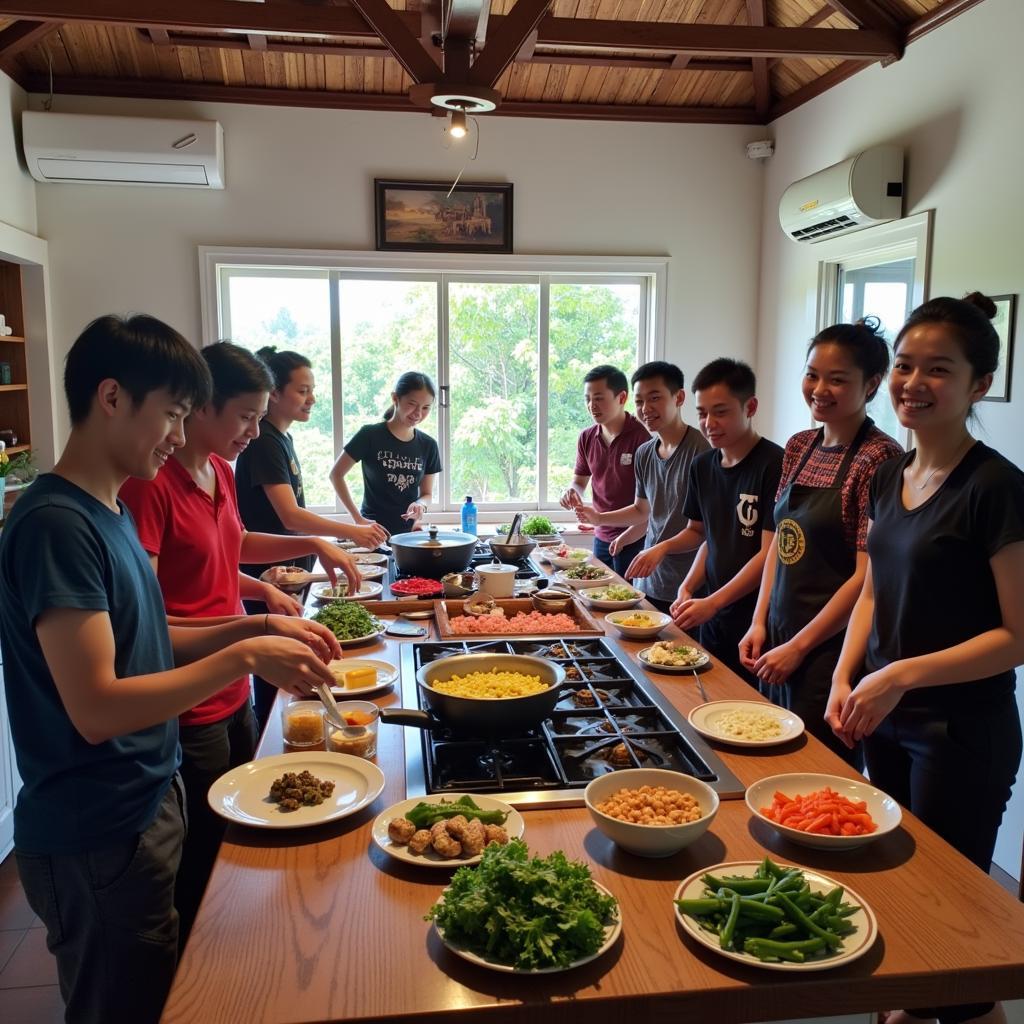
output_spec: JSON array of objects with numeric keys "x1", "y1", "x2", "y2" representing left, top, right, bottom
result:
[
  {"x1": 740, "y1": 318, "x2": 903, "y2": 764},
  {"x1": 330, "y1": 371, "x2": 441, "y2": 537},
  {"x1": 827, "y1": 294, "x2": 1024, "y2": 1024}
]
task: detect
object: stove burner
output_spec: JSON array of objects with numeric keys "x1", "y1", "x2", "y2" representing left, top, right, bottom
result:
[{"x1": 389, "y1": 546, "x2": 542, "y2": 585}]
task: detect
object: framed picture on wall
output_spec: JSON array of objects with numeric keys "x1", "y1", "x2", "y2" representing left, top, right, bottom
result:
[
  {"x1": 983, "y1": 293, "x2": 1016, "y2": 402},
  {"x1": 374, "y1": 179, "x2": 513, "y2": 253}
]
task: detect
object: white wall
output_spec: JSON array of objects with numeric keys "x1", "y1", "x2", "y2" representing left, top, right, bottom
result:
[
  {"x1": 758, "y1": 0, "x2": 1024, "y2": 878},
  {"x1": 27, "y1": 95, "x2": 766, "y2": 444},
  {"x1": 0, "y1": 72, "x2": 36, "y2": 235}
]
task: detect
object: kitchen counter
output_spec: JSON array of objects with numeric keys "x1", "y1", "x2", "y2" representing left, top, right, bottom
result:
[{"x1": 162, "y1": 568, "x2": 1024, "y2": 1024}]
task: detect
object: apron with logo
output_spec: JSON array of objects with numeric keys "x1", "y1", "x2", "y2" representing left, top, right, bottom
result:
[{"x1": 765, "y1": 418, "x2": 872, "y2": 765}]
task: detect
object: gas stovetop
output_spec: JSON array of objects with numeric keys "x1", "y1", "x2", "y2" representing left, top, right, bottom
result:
[{"x1": 398, "y1": 637, "x2": 744, "y2": 808}]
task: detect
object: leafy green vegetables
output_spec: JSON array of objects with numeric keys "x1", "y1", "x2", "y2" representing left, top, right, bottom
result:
[
  {"x1": 675, "y1": 857, "x2": 859, "y2": 964},
  {"x1": 406, "y1": 795, "x2": 508, "y2": 830},
  {"x1": 311, "y1": 602, "x2": 380, "y2": 640},
  {"x1": 427, "y1": 840, "x2": 617, "y2": 970},
  {"x1": 498, "y1": 516, "x2": 556, "y2": 536}
]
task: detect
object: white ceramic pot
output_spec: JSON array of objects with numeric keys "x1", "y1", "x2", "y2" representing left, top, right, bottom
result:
[{"x1": 475, "y1": 563, "x2": 517, "y2": 598}]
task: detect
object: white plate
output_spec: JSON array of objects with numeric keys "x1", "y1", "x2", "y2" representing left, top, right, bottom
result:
[
  {"x1": 352, "y1": 552, "x2": 388, "y2": 565},
  {"x1": 552, "y1": 568, "x2": 616, "y2": 590},
  {"x1": 547, "y1": 552, "x2": 592, "y2": 569},
  {"x1": 435, "y1": 880, "x2": 620, "y2": 973},
  {"x1": 357, "y1": 564, "x2": 387, "y2": 580},
  {"x1": 372, "y1": 794, "x2": 525, "y2": 868},
  {"x1": 336, "y1": 626, "x2": 386, "y2": 648},
  {"x1": 311, "y1": 581, "x2": 384, "y2": 603},
  {"x1": 637, "y1": 644, "x2": 711, "y2": 672},
  {"x1": 673, "y1": 861, "x2": 877, "y2": 972},
  {"x1": 207, "y1": 751, "x2": 385, "y2": 829},
  {"x1": 745, "y1": 773, "x2": 903, "y2": 850},
  {"x1": 579, "y1": 587, "x2": 645, "y2": 610},
  {"x1": 327, "y1": 658, "x2": 398, "y2": 695},
  {"x1": 688, "y1": 700, "x2": 804, "y2": 748}
]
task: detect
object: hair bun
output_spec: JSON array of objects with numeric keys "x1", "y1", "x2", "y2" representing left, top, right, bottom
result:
[
  {"x1": 962, "y1": 291, "x2": 997, "y2": 320},
  {"x1": 855, "y1": 315, "x2": 883, "y2": 335}
]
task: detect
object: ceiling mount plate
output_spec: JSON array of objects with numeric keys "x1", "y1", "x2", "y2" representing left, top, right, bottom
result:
[{"x1": 408, "y1": 83, "x2": 500, "y2": 112}]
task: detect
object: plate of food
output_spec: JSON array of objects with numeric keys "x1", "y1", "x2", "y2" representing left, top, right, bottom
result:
[
  {"x1": 390, "y1": 576, "x2": 444, "y2": 598},
  {"x1": 428, "y1": 840, "x2": 621, "y2": 973},
  {"x1": 496, "y1": 516, "x2": 566, "y2": 543},
  {"x1": 357, "y1": 564, "x2": 387, "y2": 580},
  {"x1": 208, "y1": 751, "x2": 385, "y2": 829},
  {"x1": 553, "y1": 564, "x2": 616, "y2": 590},
  {"x1": 327, "y1": 657, "x2": 398, "y2": 695},
  {"x1": 311, "y1": 602, "x2": 385, "y2": 646},
  {"x1": 688, "y1": 700, "x2": 804, "y2": 748},
  {"x1": 372, "y1": 794, "x2": 524, "y2": 868},
  {"x1": 579, "y1": 584, "x2": 645, "y2": 610},
  {"x1": 638, "y1": 640, "x2": 711, "y2": 672},
  {"x1": 672, "y1": 859, "x2": 877, "y2": 972},
  {"x1": 311, "y1": 581, "x2": 384, "y2": 603},
  {"x1": 545, "y1": 543, "x2": 592, "y2": 569},
  {"x1": 351, "y1": 552, "x2": 388, "y2": 565}
]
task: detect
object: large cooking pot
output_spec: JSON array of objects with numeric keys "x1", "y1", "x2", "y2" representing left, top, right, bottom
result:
[
  {"x1": 390, "y1": 525, "x2": 477, "y2": 578},
  {"x1": 380, "y1": 653, "x2": 565, "y2": 735}
]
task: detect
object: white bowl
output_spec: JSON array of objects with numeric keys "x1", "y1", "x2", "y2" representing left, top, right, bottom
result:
[
  {"x1": 580, "y1": 586, "x2": 645, "y2": 610},
  {"x1": 553, "y1": 568, "x2": 616, "y2": 591},
  {"x1": 584, "y1": 768, "x2": 719, "y2": 858},
  {"x1": 745, "y1": 772, "x2": 902, "y2": 851},
  {"x1": 546, "y1": 551, "x2": 592, "y2": 569},
  {"x1": 604, "y1": 609, "x2": 672, "y2": 640}
]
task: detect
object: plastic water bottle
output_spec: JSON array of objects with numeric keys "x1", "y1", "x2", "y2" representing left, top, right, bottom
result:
[{"x1": 461, "y1": 495, "x2": 478, "y2": 537}]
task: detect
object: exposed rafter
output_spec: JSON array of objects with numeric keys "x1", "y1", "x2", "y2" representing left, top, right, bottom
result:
[
  {"x1": 344, "y1": 0, "x2": 439, "y2": 83},
  {"x1": 746, "y1": 1, "x2": 770, "y2": 121},
  {"x1": 0, "y1": 19, "x2": 59, "y2": 61},
  {"x1": 823, "y1": 0, "x2": 902, "y2": 33},
  {"x1": 468, "y1": 0, "x2": 552, "y2": 88}
]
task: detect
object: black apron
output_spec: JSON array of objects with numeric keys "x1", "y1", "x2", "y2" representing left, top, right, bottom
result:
[{"x1": 764, "y1": 418, "x2": 872, "y2": 766}]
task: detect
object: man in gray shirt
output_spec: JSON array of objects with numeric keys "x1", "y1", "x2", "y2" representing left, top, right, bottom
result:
[{"x1": 575, "y1": 361, "x2": 709, "y2": 610}]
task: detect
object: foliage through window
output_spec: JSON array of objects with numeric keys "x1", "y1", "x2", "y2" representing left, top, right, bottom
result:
[{"x1": 217, "y1": 266, "x2": 649, "y2": 512}]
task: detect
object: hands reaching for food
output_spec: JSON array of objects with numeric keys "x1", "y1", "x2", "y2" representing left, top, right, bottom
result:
[
  {"x1": 266, "y1": 614, "x2": 343, "y2": 662},
  {"x1": 261, "y1": 584, "x2": 303, "y2": 617},
  {"x1": 574, "y1": 503, "x2": 600, "y2": 526},
  {"x1": 345, "y1": 521, "x2": 389, "y2": 549},
  {"x1": 314, "y1": 540, "x2": 362, "y2": 595},
  {"x1": 559, "y1": 487, "x2": 583, "y2": 510},
  {"x1": 242, "y1": 635, "x2": 336, "y2": 696},
  {"x1": 625, "y1": 546, "x2": 663, "y2": 579}
]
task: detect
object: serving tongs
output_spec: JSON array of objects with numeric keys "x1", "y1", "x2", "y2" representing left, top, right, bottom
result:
[{"x1": 314, "y1": 681, "x2": 348, "y2": 731}]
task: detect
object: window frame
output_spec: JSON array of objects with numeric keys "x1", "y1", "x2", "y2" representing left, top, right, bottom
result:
[{"x1": 201, "y1": 247, "x2": 667, "y2": 519}]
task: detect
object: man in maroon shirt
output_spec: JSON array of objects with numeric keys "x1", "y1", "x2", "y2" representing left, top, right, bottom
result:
[{"x1": 559, "y1": 364, "x2": 651, "y2": 575}]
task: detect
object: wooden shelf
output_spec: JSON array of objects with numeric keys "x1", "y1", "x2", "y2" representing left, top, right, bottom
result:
[
  {"x1": 0, "y1": 336, "x2": 24, "y2": 344},
  {"x1": 4, "y1": 445, "x2": 29, "y2": 455},
  {"x1": 0, "y1": 385, "x2": 27, "y2": 393}
]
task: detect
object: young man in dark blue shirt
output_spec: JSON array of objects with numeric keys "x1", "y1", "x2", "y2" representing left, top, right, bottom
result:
[{"x1": 0, "y1": 315, "x2": 340, "y2": 1024}]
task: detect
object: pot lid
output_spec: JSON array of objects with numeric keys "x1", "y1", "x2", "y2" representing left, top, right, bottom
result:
[{"x1": 390, "y1": 526, "x2": 476, "y2": 549}]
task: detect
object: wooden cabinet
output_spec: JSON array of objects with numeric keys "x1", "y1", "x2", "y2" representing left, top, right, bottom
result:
[{"x1": 0, "y1": 258, "x2": 32, "y2": 522}]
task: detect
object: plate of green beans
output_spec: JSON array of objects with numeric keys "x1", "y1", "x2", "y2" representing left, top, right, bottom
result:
[{"x1": 672, "y1": 857, "x2": 877, "y2": 971}]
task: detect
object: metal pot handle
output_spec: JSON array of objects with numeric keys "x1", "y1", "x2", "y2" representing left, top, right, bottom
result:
[{"x1": 379, "y1": 708, "x2": 438, "y2": 730}]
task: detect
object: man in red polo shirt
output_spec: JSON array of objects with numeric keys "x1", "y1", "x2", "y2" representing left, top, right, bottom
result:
[{"x1": 559, "y1": 364, "x2": 651, "y2": 576}]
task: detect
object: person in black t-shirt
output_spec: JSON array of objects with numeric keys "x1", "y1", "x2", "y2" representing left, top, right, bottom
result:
[
  {"x1": 330, "y1": 372, "x2": 442, "y2": 538},
  {"x1": 625, "y1": 359, "x2": 783, "y2": 681},
  {"x1": 828, "y1": 294, "x2": 1024, "y2": 1024}
]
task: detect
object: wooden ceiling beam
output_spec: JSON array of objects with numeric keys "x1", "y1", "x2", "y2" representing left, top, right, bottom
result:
[
  {"x1": 534, "y1": 21, "x2": 899, "y2": 61},
  {"x1": 745, "y1": 1, "x2": 770, "y2": 123},
  {"x1": 822, "y1": 0, "x2": 901, "y2": 33},
  {"x1": 906, "y1": 0, "x2": 986, "y2": 43},
  {"x1": 0, "y1": 19, "x2": 60, "y2": 61},
  {"x1": 767, "y1": 59, "x2": 864, "y2": 120},
  {"x1": 468, "y1": 0, "x2": 552, "y2": 88},
  {"x1": 19, "y1": 72, "x2": 762, "y2": 124},
  {"x1": 446, "y1": 0, "x2": 490, "y2": 47},
  {"x1": 344, "y1": 0, "x2": 439, "y2": 83}
]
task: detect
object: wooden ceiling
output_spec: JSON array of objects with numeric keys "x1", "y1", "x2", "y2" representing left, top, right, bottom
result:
[{"x1": 0, "y1": 0, "x2": 984, "y2": 125}]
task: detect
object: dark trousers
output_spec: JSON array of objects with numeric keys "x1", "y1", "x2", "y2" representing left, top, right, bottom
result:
[
  {"x1": 243, "y1": 597, "x2": 278, "y2": 729},
  {"x1": 699, "y1": 618, "x2": 759, "y2": 689},
  {"x1": 16, "y1": 776, "x2": 186, "y2": 1024},
  {"x1": 175, "y1": 701, "x2": 258, "y2": 944},
  {"x1": 592, "y1": 536, "x2": 645, "y2": 578},
  {"x1": 868, "y1": 698, "x2": 1021, "y2": 1023}
]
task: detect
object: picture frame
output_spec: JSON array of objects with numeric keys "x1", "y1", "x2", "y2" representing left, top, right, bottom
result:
[
  {"x1": 983, "y1": 293, "x2": 1016, "y2": 402},
  {"x1": 374, "y1": 179, "x2": 513, "y2": 254}
]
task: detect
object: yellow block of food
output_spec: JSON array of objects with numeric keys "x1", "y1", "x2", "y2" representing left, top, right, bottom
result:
[{"x1": 343, "y1": 667, "x2": 377, "y2": 689}]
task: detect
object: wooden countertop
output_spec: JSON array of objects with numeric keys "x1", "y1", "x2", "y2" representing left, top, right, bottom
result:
[{"x1": 162, "y1": 567, "x2": 1024, "y2": 1024}]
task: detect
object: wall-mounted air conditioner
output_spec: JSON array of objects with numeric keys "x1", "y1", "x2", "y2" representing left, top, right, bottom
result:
[
  {"x1": 779, "y1": 145, "x2": 903, "y2": 243},
  {"x1": 22, "y1": 112, "x2": 224, "y2": 188}
]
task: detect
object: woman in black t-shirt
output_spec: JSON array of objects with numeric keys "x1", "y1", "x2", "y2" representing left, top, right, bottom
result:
[{"x1": 828, "y1": 294, "x2": 1024, "y2": 1024}]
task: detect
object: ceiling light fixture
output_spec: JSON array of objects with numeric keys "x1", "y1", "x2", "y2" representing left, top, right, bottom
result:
[
  {"x1": 449, "y1": 109, "x2": 468, "y2": 139},
  {"x1": 409, "y1": 84, "x2": 500, "y2": 114}
]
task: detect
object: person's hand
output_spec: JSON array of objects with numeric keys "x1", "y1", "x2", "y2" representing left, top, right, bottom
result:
[
  {"x1": 242, "y1": 636, "x2": 336, "y2": 697},
  {"x1": 837, "y1": 665, "x2": 905, "y2": 743},
  {"x1": 559, "y1": 488, "x2": 582, "y2": 511},
  {"x1": 609, "y1": 533, "x2": 627, "y2": 557},
  {"x1": 738, "y1": 622, "x2": 766, "y2": 671},
  {"x1": 625, "y1": 546, "x2": 662, "y2": 579},
  {"x1": 574, "y1": 504, "x2": 600, "y2": 526},
  {"x1": 402, "y1": 501, "x2": 428, "y2": 525},
  {"x1": 313, "y1": 541, "x2": 362, "y2": 596},
  {"x1": 267, "y1": 613, "x2": 343, "y2": 662},
  {"x1": 753, "y1": 639, "x2": 806, "y2": 687},
  {"x1": 669, "y1": 585, "x2": 693, "y2": 617},
  {"x1": 261, "y1": 583, "x2": 303, "y2": 617},
  {"x1": 824, "y1": 676, "x2": 854, "y2": 748},
  {"x1": 673, "y1": 595, "x2": 719, "y2": 631},
  {"x1": 345, "y1": 521, "x2": 389, "y2": 549}
]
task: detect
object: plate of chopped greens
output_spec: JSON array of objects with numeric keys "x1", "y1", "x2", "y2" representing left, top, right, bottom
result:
[
  {"x1": 496, "y1": 516, "x2": 565, "y2": 541},
  {"x1": 311, "y1": 601, "x2": 384, "y2": 646},
  {"x1": 672, "y1": 858, "x2": 876, "y2": 972},
  {"x1": 427, "y1": 840, "x2": 621, "y2": 973},
  {"x1": 579, "y1": 584, "x2": 645, "y2": 610}
]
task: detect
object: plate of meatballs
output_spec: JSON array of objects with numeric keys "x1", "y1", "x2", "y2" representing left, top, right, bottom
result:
[{"x1": 373, "y1": 794, "x2": 525, "y2": 868}]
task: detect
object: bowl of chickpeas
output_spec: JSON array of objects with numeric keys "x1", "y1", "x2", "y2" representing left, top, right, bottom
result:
[{"x1": 584, "y1": 768, "x2": 719, "y2": 858}]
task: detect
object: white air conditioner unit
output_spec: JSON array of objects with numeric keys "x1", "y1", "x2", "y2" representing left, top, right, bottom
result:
[
  {"x1": 22, "y1": 112, "x2": 224, "y2": 188},
  {"x1": 779, "y1": 145, "x2": 903, "y2": 243}
]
